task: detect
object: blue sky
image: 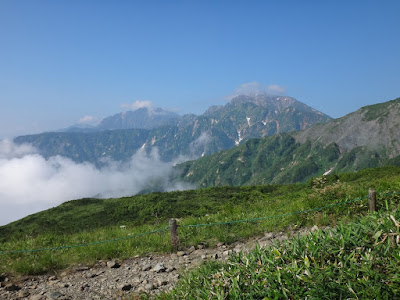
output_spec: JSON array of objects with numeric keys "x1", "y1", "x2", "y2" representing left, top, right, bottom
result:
[{"x1": 1, "y1": 0, "x2": 399, "y2": 138}]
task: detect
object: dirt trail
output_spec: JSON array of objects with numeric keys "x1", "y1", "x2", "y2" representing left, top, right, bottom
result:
[{"x1": 0, "y1": 227, "x2": 316, "y2": 300}]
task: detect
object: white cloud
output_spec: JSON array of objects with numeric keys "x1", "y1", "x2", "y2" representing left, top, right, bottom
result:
[
  {"x1": 121, "y1": 100, "x2": 153, "y2": 111},
  {"x1": 0, "y1": 140, "x2": 192, "y2": 226},
  {"x1": 189, "y1": 132, "x2": 212, "y2": 156},
  {"x1": 226, "y1": 82, "x2": 287, "y2": 100},
  {"x1": 78, "y1": 115, "x2": 101, "y2": 125},
  {"x1": 0, "y1": 139, "x2": 37, "y2": 159},
  {"x1": 226, "y1": 82, "x2": 263, "y2": 99}
]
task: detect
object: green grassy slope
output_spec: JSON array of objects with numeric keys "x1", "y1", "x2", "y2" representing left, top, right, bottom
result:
[
  {"x1": 0, "y1": 186, "x2": 281, "y2": 241},
  {"x1": 1, "y1": 166, "x2": 400, "y2": 276}
]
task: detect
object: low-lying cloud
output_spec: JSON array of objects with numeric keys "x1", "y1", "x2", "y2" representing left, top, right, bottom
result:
[{"x1": 0, "y1": 140, "x2": 191, "y2": 226}]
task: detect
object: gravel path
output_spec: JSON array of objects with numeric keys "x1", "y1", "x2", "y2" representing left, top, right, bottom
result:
[{"x1": 0, "y1": 227, "x2": 315, "y2": 300}]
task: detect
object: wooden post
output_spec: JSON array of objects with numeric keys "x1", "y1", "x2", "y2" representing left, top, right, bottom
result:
[
  {"x1": 369, "y1": 188, "x2": 376, "y2": 212},
  {"x1": 169, "y1": 218, "x2": 179, "y2": 251}
]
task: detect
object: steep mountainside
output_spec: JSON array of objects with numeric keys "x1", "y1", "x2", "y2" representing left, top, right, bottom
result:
[
  {"x1": 14, "y1": 95, "x2": 330, "y2": 164},
  {"x1": 177, "y1": 97, "x2": 400, "y2": 187},
  {"x1": 294, "y1": 98, "x2": 400, "y2": 156}
]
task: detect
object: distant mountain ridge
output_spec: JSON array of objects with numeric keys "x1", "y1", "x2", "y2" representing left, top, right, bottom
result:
[
  {"x1": 176, "y1": 97, "x2": 400, "y2": 188},
  {"x1": 14, "y1": 94, "x2": 331, "y2": 165},
  {"x1": 63, "y1": 107, "x2": 180, "y2": 132},
  {"x1": 97, "y1": 107, "x2": 180, "y2": 130}
]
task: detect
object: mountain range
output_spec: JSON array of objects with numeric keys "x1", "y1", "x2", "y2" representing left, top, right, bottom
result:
[
  {"x1": 14, "y1": 95, "x2": 331, "y2": 165},
  {"x1": 177, "y1": 97, "x2": 400, "y2": 187},
  {"x1": 13, "y1": 95, "x2": 400, "y2": 190}
]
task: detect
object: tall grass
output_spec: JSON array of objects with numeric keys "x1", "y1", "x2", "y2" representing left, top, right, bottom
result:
[{"x1": 159, "y1": 210, "x2": 400, "y2": 299}]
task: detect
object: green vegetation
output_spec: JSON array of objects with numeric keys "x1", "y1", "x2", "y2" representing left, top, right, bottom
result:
[
  {"x1": 177, "y1": 132, "x2": 400, "y2": 188},
  {"x1": 160, "y1": 210, "x2": 400, "y2": 299},
  {"x1": 1, "y1": 166, "x2": 400, "y2": 277}
]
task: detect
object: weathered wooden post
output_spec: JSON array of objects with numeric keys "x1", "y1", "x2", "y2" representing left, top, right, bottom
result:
[
  {"x1": 369, "y1": 188, "x2": 376, "y2": 212},
  {"x1": 169, "y1": 218, "x2": 179, "y2": 251}
]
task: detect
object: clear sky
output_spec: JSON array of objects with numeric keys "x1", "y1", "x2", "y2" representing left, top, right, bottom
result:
[{"x1": 1, "y1": 0, "x2": 399, "y2": 138}]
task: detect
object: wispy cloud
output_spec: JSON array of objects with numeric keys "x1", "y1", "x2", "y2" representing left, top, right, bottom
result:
[
  {"x1": 0, "y1": 140, "x2": 192, "y2": 226},
  {"x1": 226, "y1": 82, "x2": 287, "y2": 100},
  {"x1": 189, "y1": 132, "x2": 212, "y2": 157},
  {"x1": 121, "y1": 100, "x2": 153, "y2": 111},
  {"x1": 77, "y1": 115, "x2": 101, "y2": 126}
]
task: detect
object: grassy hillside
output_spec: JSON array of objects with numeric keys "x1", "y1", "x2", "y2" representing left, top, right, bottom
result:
[{"x1": 1, "y1": 166, "x2": 400, "y2": 276}]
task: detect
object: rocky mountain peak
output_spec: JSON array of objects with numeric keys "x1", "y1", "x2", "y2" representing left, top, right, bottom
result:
[{"x1": 229, "y1": 94, "x2": 294, "y2": 107}]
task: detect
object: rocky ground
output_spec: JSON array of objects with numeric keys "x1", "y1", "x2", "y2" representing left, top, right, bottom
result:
[{"x1": 0, "y1": 227, "x2": 316, "y2": 300}]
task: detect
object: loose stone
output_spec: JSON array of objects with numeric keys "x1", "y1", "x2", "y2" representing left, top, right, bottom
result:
[
  {"x1": 142, "y1": 264, "x2": 152, "y2": 271},
  {"x1": 158, "y1": 279, "x2": 168, "y2": 286},
  {"x1": 187, "y1": 246, "x2": 196, "y2": 254},
  {"x1": 18, "y1": 289, "x2": 31, "y2": 297},
  {"x1": 145, "y1": 283, "x2": 155, "y2": 290},
  {"x1": 153, "y1": 263, "x2": 166, "y2": 273},
  {"x1": 75, "y1": 266, "x2": 90, "y2": 272},
  {"x1": 47, "y1": 291, "x2": 65, "y2": 299},
  {"x1": 119, "y1": 284, "x2": 132, "y2": 291},
  {"x1": 106, "y1": 261, "x2": 120, "y2": 269},
  {"x1": 4, "y1": 283, "x2": 21, "y2": 291},
  {"x1": 29, "y1": 295, "x2": 45, "y2": 300}
]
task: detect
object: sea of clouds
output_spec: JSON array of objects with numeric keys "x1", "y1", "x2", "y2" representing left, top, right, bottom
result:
[{"x1": 0, "y1": 140, "x2": 191, "y2": 226}]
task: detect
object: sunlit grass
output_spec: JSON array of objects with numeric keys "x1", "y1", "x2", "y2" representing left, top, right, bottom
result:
[{"x1": 159, "y1": 210, "x2": 400, "y2": 299}]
